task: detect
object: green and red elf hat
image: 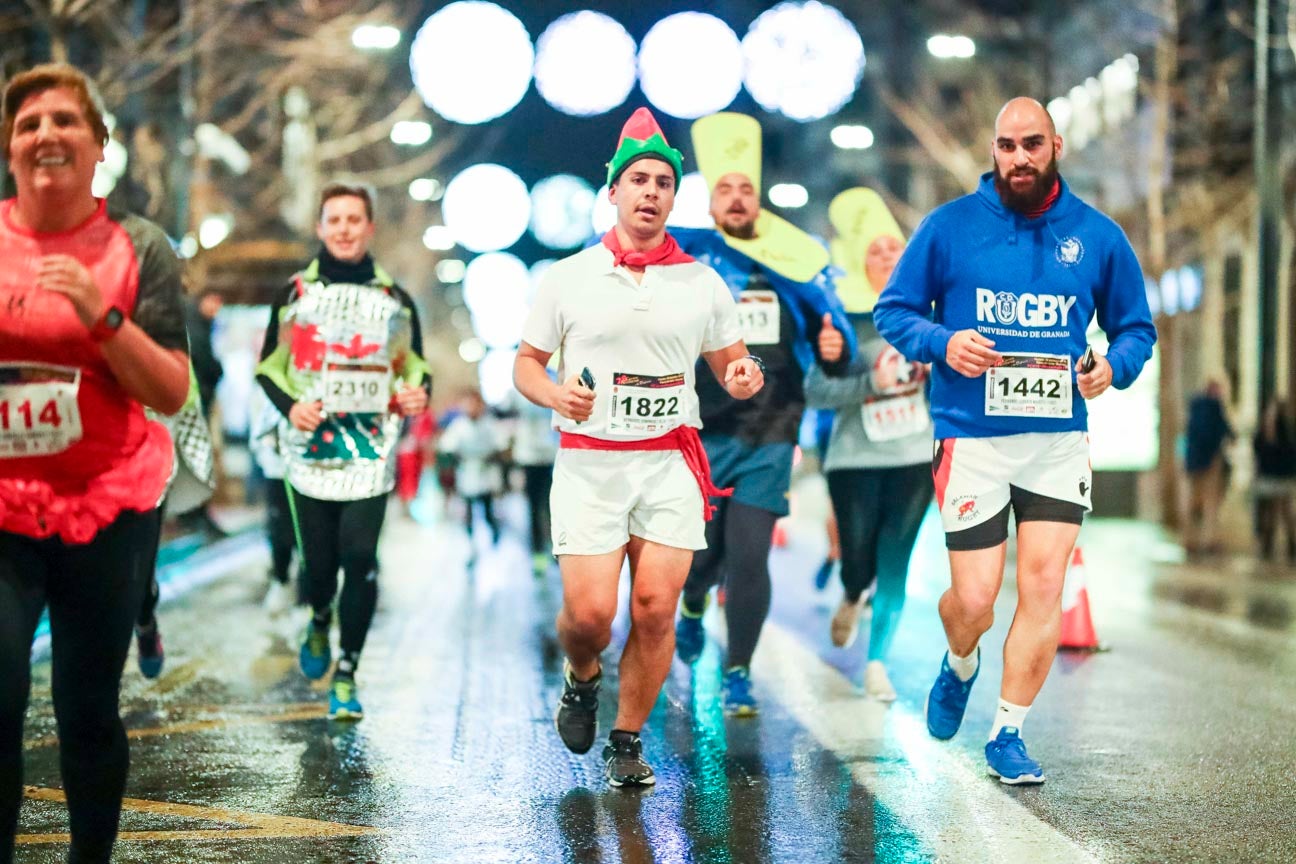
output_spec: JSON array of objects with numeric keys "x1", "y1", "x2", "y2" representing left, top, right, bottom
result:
[{"x1": 606, "y1": 107, "x2": 684, "y2": 187}]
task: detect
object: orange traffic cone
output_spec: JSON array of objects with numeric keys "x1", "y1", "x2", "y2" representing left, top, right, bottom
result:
[{"x1": 1059, "y1": 546, "x2": 1105, "y2": 651}]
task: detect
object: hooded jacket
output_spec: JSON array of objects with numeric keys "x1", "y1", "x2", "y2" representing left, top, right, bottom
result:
[{"x1": 873, "y1": 173, "x2": 1156, "y2": 440}]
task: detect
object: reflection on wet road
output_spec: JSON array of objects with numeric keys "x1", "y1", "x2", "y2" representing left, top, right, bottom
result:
[{"x1": 16, "y1": 493, "x2": 1296, "y2": 863}]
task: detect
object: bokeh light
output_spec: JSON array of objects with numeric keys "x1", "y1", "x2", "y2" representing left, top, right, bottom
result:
[
  {"x1": 410, "y1": 2, "x2": 534, "y2": 125},
  {"x1": 479, "y1": 348, "x2": 518, "y2": 406},
  {"x1": 531, "y1": 175, "x2": 597, "y2": 249},
  {"x1": 464, "y1": 253, "x2": 531, "y2": 349},
  {"x1": 535, "y1": 11, "x2": 637, "y2": 116},
  {"x1": 638, "y1": 13, "x2": 743, "y2": 119},
  {"x1": 443, "y1": 164, "x2": 531, "y2": 253},
  {"x1": 742, "y1": 2, "x2": 865, "y2": 121}
]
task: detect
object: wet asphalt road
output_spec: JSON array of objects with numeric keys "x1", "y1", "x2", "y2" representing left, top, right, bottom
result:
[{"x1": 14, "y1": 481, "x2": 1296, "y2": 863}]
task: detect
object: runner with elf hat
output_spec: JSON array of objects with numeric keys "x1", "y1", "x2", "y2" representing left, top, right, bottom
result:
[
  {"x1": 514, "y1": 107, "x2": 763, "y2": 787},
  {"x1": 804, "y1": 188, "x2": 934, "y2": 701},
  {"x1": 669, "y1": 112, "x2": 855, "y2": 716}
]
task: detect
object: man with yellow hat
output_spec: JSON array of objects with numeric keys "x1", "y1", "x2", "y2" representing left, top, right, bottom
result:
[
  {"x1": 514, "y1": 107, "x2": 764, "y2": 787},
  {"x1": 804, "y1": 187, "x2": 934, "y2": 702},
  {"x1": 669, "y1": 111, "x2": 855, "y2": 717}
]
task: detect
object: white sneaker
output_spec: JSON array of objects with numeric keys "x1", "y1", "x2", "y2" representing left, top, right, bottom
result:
[
  {"x1": 864, "y1": 660, "x2": 897, "y2": 702},
  {"x1": 263, "y1": 580, "x2": 293, "y2": 616},
  {"x1": 830, "y1": 597, "x2": 865, "y2": 648}
]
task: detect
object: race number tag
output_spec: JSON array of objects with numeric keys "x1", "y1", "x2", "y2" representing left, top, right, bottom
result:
[
  {"x1": 984, "y1": 353, "x2": 1072, "y2": 418},
  {"x1": 608, "y1": 371, "x2": 685, "y2": 437},
  {"x1": 0, "y1": 363, "x2": 83, "y2": 457},
  {"x1": 323, "y1": 363, "x2": 391, "y2": 414},
  {"x1": 736, "y1": 290, "x2": 781, "y2": 346},
  {"x1": 862, "y1": 392, "x2": 928, "y2": 441}
]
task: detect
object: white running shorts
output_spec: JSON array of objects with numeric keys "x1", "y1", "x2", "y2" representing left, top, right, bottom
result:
[{"x1": 550, "y1": 449, "x2": 706, "y2": 556}]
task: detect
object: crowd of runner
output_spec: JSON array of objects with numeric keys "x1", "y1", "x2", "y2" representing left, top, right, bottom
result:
[{"x1": 0, "y1": 61, "x2": 1154, "y2": 861}]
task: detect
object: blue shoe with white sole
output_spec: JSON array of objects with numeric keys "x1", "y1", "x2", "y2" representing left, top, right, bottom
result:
[
  {"x1": 925, "y1": 649, "x2": 979, "y2": 740},
  {"x1": 985, "y1": 727, "x2": 1045, "y2": 784}
]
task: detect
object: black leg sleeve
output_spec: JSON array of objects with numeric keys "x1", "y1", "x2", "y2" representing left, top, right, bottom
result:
[
  {"x1": 827, "y1": 469, "x2": 885, "y2": 602},
  {"x1": 682, "y1": 498, "x2": 728, "y2": 611},
  {"x1": 720, "y1": 501, "x2": 779, "y2": 670},
  {"x1": 336, "y1": 495, "x2": 387, "y2": 661},
  {"x1": 289, "y1": 488, "x2": 343, "y2": 616}
]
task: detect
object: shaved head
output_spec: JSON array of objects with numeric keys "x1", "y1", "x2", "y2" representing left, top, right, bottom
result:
[{"x1": 994, "y1": 97, "x2": 1056, "y2": 139}]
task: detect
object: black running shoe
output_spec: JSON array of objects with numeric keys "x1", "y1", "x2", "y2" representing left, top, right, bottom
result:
[
  {"x1": 555, "y1": 660, "x2": 600, "y2": 754},
  {"x1": 602, "y1": 731, "x2": 655, "y2": 788}
]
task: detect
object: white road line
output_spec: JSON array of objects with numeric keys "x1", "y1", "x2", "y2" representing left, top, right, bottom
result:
[{"x1": 753, "y1": 622, "x2": 1097, "y2": 864}]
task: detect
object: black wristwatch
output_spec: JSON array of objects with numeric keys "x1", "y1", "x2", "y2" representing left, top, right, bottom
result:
[
  {"x1": 743, "y1": 353, "x2": 766, "y2": 374},
  {"x1": 90, "y1": 305, "x2": 126, "y2": 343}
]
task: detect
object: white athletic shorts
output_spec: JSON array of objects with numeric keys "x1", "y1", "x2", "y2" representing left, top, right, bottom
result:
[
  {"x1": 550, "y1": 449, "x2": 706, "y2": 556},
  {"x1": 933, "y1": 431, "x2": 1092, "y2": 550}
]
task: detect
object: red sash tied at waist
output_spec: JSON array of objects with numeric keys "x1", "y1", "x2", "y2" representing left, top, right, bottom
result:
[{"x1": 559, "y1": 427, "x2": 731, "y2": 521}]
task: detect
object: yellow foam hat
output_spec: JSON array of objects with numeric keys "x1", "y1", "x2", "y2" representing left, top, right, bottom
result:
[
  {"x1": 828, "y1": 188, "x2": 905, "y2": 313},
  {"x1": 691, "y1": 112, "x2": 828, "y2": 283},
  {"x1": 692, "y1": 112, "x2": 762, "y2": 196}
]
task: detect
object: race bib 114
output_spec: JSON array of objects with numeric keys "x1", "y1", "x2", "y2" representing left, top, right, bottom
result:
[{"x1": 0, "y1": 363, "x2": 83, "y2": 458}]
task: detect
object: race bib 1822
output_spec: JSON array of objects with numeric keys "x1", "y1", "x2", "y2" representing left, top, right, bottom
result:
[{"x1": 608, "y1": 371, "x2": 685, "y2": 437}]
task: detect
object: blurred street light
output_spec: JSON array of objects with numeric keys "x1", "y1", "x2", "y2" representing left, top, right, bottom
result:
[
  {"x1": 352, "y1": 24, "x2": 401, "y2": 50},
  {"x1": 768, "y1": 183, "x2": 808, "y2": 208},
  {"x1": 927, "y1": 34, "x2": 976, "y2": 59},
  {"x1": 408, "y1": 178, "x2": 444, "y2": 202},
  {"x1": 422, "y1": 225, "x2": 456, "y2": 251},
  {"x1": 830, "y1": 124, "x2": 874, "y2": 150},
  {"x1": 390, "y1": 120, "x2": 432, "y2": 146}
]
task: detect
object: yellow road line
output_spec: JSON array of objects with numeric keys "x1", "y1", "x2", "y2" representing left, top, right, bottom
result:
[
  {"x1": 17, "y1": 787, "x2": 379, "y2": 843},
  {"x1": 24, "y1": 704, "x2": 328, "y2": 751}
]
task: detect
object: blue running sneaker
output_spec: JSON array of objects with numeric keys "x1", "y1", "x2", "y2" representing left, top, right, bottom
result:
[
  {"x1": 675, "y1": 598, "x2": 707, "y2": 665},
  {"x1": 925, "y1": 649, "x2": 979, "y2": 740},
  {"x1": 722, "y1": 666, "x2": 759, "y2": 717},
  {"x1": 299, "y1": 621, "x2": 332, "y2": 681},
  {"x1": 136, "y1": 627, "x2": 164, "y2": 679},
  {"x1": 328, "y1": 676, "x2": 364, "y2": 721},
  {"x1": 985, "y1": 727, "x2": 1045, "y2": 784}
]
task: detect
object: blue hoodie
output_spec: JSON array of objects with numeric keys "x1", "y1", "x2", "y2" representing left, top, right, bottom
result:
[{"x1": 873, "y1": 174, "x2": 1156, "y2": 440}]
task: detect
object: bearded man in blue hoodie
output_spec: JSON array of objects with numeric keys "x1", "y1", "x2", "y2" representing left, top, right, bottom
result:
[{"x1": 874, "y1": 97, "x2": 1156, "y2": 784}]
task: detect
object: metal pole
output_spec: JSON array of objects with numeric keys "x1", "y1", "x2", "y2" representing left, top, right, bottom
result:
[{"x1": 1255, "y1": 0, "x2": 1281, "y2": 405}]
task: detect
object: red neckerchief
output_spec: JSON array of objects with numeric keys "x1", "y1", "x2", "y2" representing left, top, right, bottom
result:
[
  {"x1": 601, "y1": 229, "x2": 695, "y2": 268},
  {"x1": 1024, "y1": 179, "x2": 1061, "y2": 220}
]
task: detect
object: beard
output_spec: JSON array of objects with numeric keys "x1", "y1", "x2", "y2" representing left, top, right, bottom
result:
[
  {"x1": 718, "y1": 212, "x2": 757, "y2": 240},
  {"x1": 993, "y1": 154, "x2": 1059, "y2": 213}
]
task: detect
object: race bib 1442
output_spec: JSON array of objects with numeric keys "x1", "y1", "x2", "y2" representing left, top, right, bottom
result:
[{"x1": 984, "y1": 353, "x2": 1072, "y2": 419}]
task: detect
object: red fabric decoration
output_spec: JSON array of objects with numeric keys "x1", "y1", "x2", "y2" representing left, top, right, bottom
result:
[
  {"x1": 560, "y1": 427, "x2": 732, "y2": 521},
  {"x1": 601, "y1": 230, "x2": 695, "y2": 269}
]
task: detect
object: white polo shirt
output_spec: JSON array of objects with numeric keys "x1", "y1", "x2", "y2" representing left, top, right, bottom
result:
[{"x1": 521, "y1": 242, "x2": 742, "y2": 441}]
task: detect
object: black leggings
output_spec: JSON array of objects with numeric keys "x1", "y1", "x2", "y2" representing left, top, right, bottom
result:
[
  {"x1": 522, "y1": 465, "x2": 553, "y2": 554},
  {"x1": 287, "y1": 488, "x2": 386, "y2": 662},
  {"x1": 264, "y1": 479, "x2": 295, "y2": 585},
  {"x1": 827, "y1": 464, "x2": 932, "y2": 662},
  {"x1": 682, "y1": 499, "x2": 779, "y2": 670},
  {"x1": 0, "y1": 510, "x2": 152, "y2": 864},
  {"x1": 135, "y1": 507, "x2": 166, "y2": 630}
]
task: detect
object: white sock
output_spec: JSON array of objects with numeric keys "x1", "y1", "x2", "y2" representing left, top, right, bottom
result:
[
  {"x1": 989, "y1": 698, "x2": 1031, "y2": 740},
  {"x1": 947, "y1": 646, "x2": 979, "y2": 682}
]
